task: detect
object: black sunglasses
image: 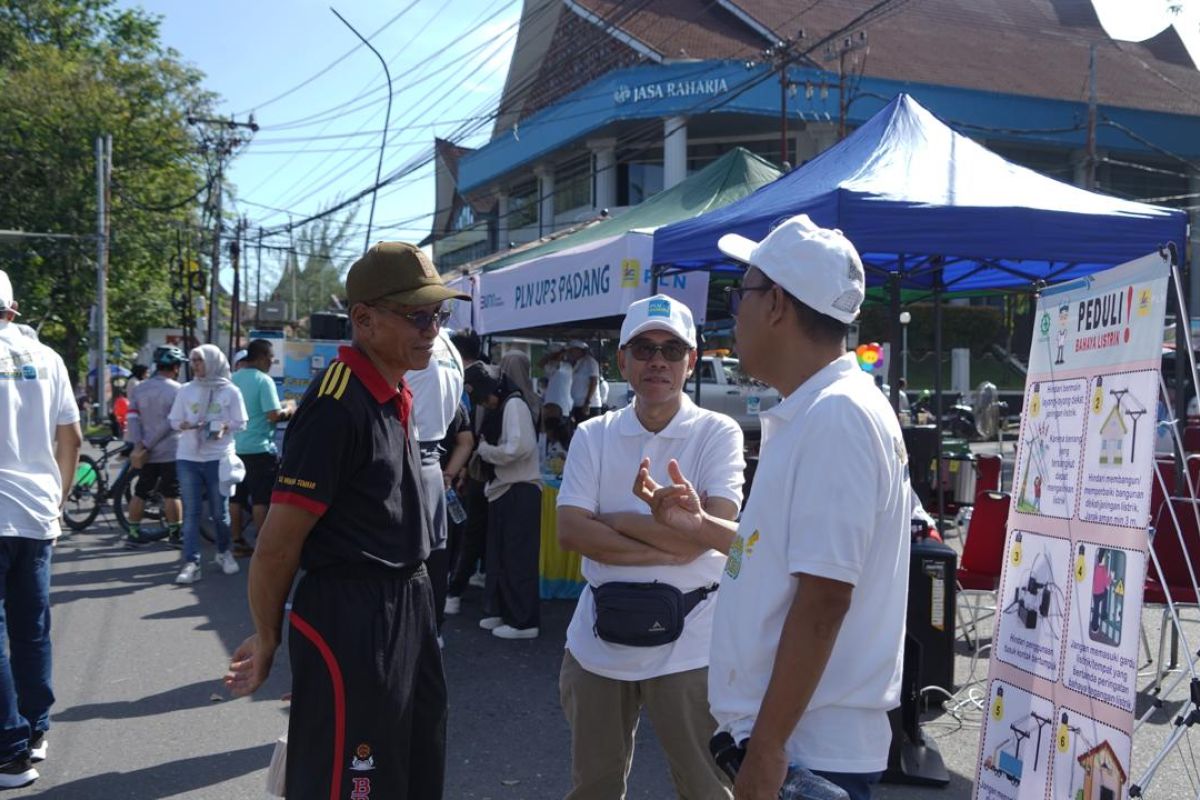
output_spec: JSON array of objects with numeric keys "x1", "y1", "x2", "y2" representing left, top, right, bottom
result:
[
  {"x1": 372, "y1": 304, "x2": 451, "y2": 331},
  {"x1": 624, "y1": 339, "x2": 691, "y2": 362},
  {"x1": 724, "y1": 283, "x2": 774, "y2": 316}
]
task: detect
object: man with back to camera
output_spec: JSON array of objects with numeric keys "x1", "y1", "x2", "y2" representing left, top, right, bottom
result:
[
  {"x1": 635, "y1": 216, "x2": 911, "y2": 800},
  {"x1": 225, "y1": 242, "x2": 469, "y2": 799},
  {"x1": 557, "y1": 293, "x2": 745, "y2": 799},
  {"x1": 230, "y1": 339, "x2": 295, "y2": 556},
  {"x1": 124, "y1": 346, "x2": 187, "y2": 548},
  {"x1": 566, "y1": 340, "x2": 601, "y2": 423},
  {"x1": 0, "y1": 270, "x2": 82, "y2": 789}
]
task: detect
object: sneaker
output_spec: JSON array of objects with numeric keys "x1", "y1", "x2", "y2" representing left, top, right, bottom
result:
[
  {"x1": 0, "y1": 756, "x2": 37, "y2": 789},
  {"x1": 174, "y1": 562, "x2": 202, "y2": 584},
  {"x1": 214, "y1": 551, "x2": 240, "y2": 576},
  {"x1": 28, "y1": 733, "x2": 45, "y2": 764},
  {"x1": 468, "y1": 572, "x2": 486, "y2": 589},
  {"x1": 444, "y1": 596, "x2": 461, "y2": 615},
  {"x1": 123, "y1": 534, "x2": 144, "y2": 549},
  {"x1": 492, "y1": 624, "x2": 539, "y2": 640},
  {"x1": 479, "y1": 616, "x2": 503, "y2": 631}
]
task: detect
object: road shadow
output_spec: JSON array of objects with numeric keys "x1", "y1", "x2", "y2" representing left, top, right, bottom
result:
[
  {"x1": 31, "y1": 742, "x2": 275, "y2": 799},
  {"x1": 53, "y1": 680, "x2": 232, "y2": 722}
]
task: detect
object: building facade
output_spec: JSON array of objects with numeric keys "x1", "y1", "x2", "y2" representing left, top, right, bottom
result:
[{"x1": 429, "y1": 0, "x2": 1200, "y2": 293}]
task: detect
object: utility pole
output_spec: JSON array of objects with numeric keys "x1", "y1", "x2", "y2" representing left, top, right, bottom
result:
[
  {"x1": 94, "y1": 134, "x2": 112, "y2": 425},
  {"x1": 1085, "y1": 42, "x2": 1098, "y2": 190},
  {"x1": 823, "y1": 32, "x2": 869, "y2": 140},
  {"x1": 759, "y1": 32, "x2": 805, "y2": 168},
  {"x1": 255, "y1": 227, "x2": 263, "y2": 330},
  {"x1": 229, "y1": 217, "x2": 242, "y2": 357},
  {"x1": 187, "y1": 113, "x2": 259, "y2": 344}
]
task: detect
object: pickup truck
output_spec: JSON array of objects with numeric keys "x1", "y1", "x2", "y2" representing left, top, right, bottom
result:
[{"x1": 606, "y1": 356, "x2": 781, "y2": 434}]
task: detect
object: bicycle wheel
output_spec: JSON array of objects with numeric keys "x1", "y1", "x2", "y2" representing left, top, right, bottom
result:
[
  {"x1": 62, "y1": 455, "x2": 104, "y2": 531},
  {"x1": 112, "y1": 468, "x2": 164, "y2": 533}
]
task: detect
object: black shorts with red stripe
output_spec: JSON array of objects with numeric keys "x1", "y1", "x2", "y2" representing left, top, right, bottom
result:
[{"x1": 287, "y1": 561, "x2": 446, "y2": 800}]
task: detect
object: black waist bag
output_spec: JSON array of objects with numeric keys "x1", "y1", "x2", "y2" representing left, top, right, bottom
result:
[{"x1": 592, "y1": 581, "x2": 718, "y2": 647}]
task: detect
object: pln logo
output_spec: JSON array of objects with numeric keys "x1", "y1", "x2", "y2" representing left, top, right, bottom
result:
[
  {"x1": 620, "y1": 259, "x2": 640, "y2": 288},
  {"x1": 647, "y1": 298, "x2": 671, "y2": 318}
]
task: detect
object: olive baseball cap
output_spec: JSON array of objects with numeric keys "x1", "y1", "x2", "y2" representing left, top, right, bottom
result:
[{"x1": 346, "y1": 242, "x2": 469, "y2": 307}]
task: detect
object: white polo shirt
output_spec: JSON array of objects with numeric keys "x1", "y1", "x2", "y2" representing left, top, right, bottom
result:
[
  {"x1": 0, "y1": 322, "x2": 80, "y2": 539},
  {"x1": 570, "y1": 353, "x2": 601, "y2": 409},
  {"x1": 408, "y1": 331, "x2": 465, "y2": 443},
  {"x1": 558, "y1": 395, "x2": 744, "y2": 681},
  {"x1": 709, "y1": 353, "x2": 910, "y2": 774}
]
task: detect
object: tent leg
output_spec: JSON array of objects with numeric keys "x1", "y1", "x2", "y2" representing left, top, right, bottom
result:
[
  {"x1": 889, "y1": 271, "x2": 902, "y2": 412},
  {"x1": 934, "y1": 263, "x2": 945, "y2": 529}
]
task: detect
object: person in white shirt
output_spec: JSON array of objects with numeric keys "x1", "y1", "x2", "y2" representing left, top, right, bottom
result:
[
  {"x1": 406, "y1": 328, "x2": 465, "y2": 638},
  {"x1": 635, "y1": 216, "x2": 910, "y2": 800},
  {"x1": 539, "y1": 343, "x2": 574, "y2": 421},
  {"x1": 473, "y1": 351, "x2": 542, "y2": 639},
  {"x1": 557, "y1": 294, "x2": 745, "y2": 800},
  {"x1": 567, "y1": 340, "x2": 601, "y2": 422},
  {"x1": 0, "y1": 271, "x2": 81, "y2": 789},
  {"x1": 168, "y1": 345, "x2": 249, "y2": 584}
]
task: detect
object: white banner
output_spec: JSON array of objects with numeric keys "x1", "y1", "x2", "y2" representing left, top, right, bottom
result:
[
  {"x1": 973, "y1": 251, "x2": 1171, "y2": 800},
  {"x1": 467, "y1": 232, "x2": 709, "y2": 335}
]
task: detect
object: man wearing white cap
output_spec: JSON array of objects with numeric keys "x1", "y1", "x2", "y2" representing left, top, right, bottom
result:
[
  {"x1": 0, "y1": 270, "x2": 82, "y2": 788},
  {"x1": 635, "y1": 217, "x2": 910, "y2": 800},
  {"x1": 557, "y1": 294, "x2": 745, "y2": 800}
]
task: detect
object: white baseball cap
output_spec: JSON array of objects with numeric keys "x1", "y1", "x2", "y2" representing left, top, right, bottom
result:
[
  {"x1": 0, "y1": 270, "x2": 19, "y2": 316},
  {"x1": 233, "y1": 349, "x2": 249, "y2": 365},
  {"x1": 567, "y1": 339, "x2": 589, "y2": 350},
  {"x1": 717, "y1": 215, "x2": 865, "y2": 324},
  {"x1": 620, "y1": 294, "x2": 696, "y2": 348}
]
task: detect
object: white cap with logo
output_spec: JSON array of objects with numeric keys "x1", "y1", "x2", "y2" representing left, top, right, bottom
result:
[
  {"x1": 717, "y1": 214, "x2": 864, "y2": 324},
  {"x1": 620, "y1": 294, "x2": 696, "y2": 348},
  {"x1": 0, "y1": 270, "x2": 18, "y2": 316}
]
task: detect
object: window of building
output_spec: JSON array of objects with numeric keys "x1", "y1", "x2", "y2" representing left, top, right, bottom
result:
[
  {"x1": 617, "y1": 154, "x2": 664, "y2": 206},
  {"x1": 452, "y1": 203, "x2": 476, "y2": 232},
  {"x1": 555, "y1": 159, "x2": 592, "y2": 215},
  {"x1": 507, "y1": 182, "x2": 538, "y2": 229}
]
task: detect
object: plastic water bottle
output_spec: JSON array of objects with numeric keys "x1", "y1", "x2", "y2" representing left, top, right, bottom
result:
[{"x1": 445, "y1": 488, "x2": 467, "y2": 524}]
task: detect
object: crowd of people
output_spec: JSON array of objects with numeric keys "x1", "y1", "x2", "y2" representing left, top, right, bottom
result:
[{"x1": 0, "y1": 214, "x2": 913, "y2": 799}]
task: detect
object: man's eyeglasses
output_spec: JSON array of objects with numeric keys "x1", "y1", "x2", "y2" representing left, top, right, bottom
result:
[
  {"x1": 724, "y1": 283, "x2": 774, "y2": 315},
  {"x1": 624, "y1": 339, "x2": 690, "y2": 362},
  {"x1": 372, "y1": 304, "x2": 451, "y2": 331}
]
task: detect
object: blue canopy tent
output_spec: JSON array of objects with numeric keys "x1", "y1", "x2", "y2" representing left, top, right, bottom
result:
[
  {"x1": 652, "y1": 93, "x2": 1187, "y2": 292},
  {"x1": 652, "y1": 93, "x2": 1189, "y2": 523}
]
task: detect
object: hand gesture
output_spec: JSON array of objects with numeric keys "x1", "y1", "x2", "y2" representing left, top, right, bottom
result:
[
  {"x1": 632, "y1": 457, "x2": 704, "y2": 533},
  {"x1": 225, "y1": 634, "x2": 276, "y2": 698}
]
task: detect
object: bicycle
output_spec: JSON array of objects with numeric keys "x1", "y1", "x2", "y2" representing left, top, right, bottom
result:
[{"x1": 62, "y1": 434, "x2": 165, "y2": 534}]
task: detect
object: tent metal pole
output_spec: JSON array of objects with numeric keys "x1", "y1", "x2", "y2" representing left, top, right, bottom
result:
[
  {"x1": 934, "y1": 261, "x2": 946, "y2": 528},
  {"x1": 889, "y1": 269, "x2": 902, "y2": 411},
  {"x1": 650, "y1": 263, "x2": 660, "y2": 294},
  {"x1": 1170, "y1": 243, "x2": 1188, "y2": 495}
]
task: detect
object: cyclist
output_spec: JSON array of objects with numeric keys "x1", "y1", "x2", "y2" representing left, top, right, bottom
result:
[{"x1": 123, "y1": 347, "x2": 185, "y2": 547}]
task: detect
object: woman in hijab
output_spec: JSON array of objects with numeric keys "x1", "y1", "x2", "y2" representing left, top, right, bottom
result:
[
  {"x1": 168, "y1": 345, "x2": 248, "y2": 585},
  {"x1": 473, "y1": 351, "x2": 542, "y2": 639}
]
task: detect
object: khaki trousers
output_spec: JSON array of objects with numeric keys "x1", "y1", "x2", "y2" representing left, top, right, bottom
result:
[{"x1": 559, "y1": 649, "x2": 732, "y2": 800}]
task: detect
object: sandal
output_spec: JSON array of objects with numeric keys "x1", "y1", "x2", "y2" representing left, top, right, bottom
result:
[{"x1": 231, "y1": 541, "x2": 255, "y2": 558}]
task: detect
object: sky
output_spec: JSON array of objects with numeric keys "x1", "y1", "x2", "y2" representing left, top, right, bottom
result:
[{"x1": 117, "y1": 0, "x2": 521, "y2": 287}]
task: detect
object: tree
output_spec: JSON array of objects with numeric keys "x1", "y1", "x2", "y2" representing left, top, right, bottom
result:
[
  {"x1": 267, "y1": 208, "x2": 359, "y2": 330},
  {"x1": 0, "y1": 0, "x2": 213, "y2": 387}
]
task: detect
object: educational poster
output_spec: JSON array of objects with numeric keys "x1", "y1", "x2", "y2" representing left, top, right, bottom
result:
[
  {"x1": 974, "y1": 252, "x2": 1171, "y2": 800},
  {"x1": 977, "y1": 680, "x2": 1055, "y2": 800},
  {"x1": 994, "y1": 532, "x2": 1071, "y2": 682}
]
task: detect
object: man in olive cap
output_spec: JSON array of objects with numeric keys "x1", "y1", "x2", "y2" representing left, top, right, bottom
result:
[{"x1": 227, "y1": 243, "x2": 468, "y2": 800}]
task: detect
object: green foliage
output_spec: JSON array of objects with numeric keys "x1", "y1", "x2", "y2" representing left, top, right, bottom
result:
[
  {"x1": 857, "y1": 302, "x2": 1006, "y2": 356},
  {"x1": 0, "y1": 0, "x2": 214, "y2": 384},
  {"x1": 268, "y1": 209, "x2": 359, "y2": 329}
]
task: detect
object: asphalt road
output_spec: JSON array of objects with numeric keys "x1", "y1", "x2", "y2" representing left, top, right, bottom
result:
[{"x1": 13, "y1": 483, "x2": 1198, "y2": 799}]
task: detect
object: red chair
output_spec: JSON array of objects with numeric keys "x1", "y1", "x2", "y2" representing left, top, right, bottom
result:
[
  {"x1": 975, "y1": 453, "x2": 1002, "y2": 494},
  {"x1": 956, "y1": 491, "x2": 1011, "y2": 651},
  {"x1": 1146, "y1": 498, "x2": 1200, "y2": 692},
  {"x1": 1150, "y1": 458, "x2": 1176, "y2": 529}
]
